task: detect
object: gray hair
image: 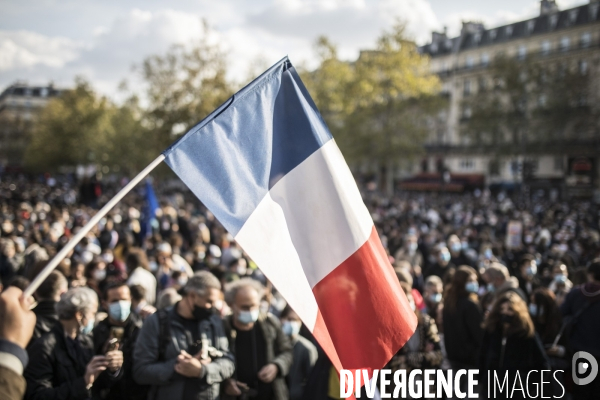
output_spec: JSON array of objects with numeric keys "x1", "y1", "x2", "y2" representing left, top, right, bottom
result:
[
  {"x1": 224, "y1": 278, "x2": 265, "y2": 306},
  {"x1": 156, "y1": 288, "x2": 182, "y2": 310},
  {"x1": 486, "y1": 262, "x2": 510, "y2": 281},
  {"x1": 182, "y1": 271, "x2": 221, "y2": 296},
  {"x1": 56, "y1": 287, "x2": 98, "y2": 320}
]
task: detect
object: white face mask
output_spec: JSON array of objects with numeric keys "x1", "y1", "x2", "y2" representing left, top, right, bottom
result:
[
  {"x1": 93, "y1": 269, "x2": 106, "y2": 281},
  {"x1": 282, "y1": 320, "x2": 301, "y2": 337}
]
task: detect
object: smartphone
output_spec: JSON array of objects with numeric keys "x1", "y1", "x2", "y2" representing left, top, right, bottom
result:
[
  {"x1": 106, "y1": 338, "x2": 119, "y2": 353},
  {"x1": 110, "y1": 327, "x2": 124, "y2": 341}
]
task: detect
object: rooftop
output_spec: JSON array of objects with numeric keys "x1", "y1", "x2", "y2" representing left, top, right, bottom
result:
[{"x1": 421, "y1": 1, "x2": 600, "y2": 57}]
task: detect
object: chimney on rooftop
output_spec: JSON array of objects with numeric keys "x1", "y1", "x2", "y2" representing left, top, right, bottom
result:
[{"x1": 540, "y1": 0, "x2": 559, "y2": 15}]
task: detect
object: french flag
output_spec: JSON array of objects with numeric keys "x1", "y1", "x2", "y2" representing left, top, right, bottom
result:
[{"x1": 164, "y1": 57, "x2": 417, "y2": 379}]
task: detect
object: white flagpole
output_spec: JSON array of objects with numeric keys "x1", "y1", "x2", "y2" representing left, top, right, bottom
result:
[{"x1": 23, "y1": 154, "x2": 166, "y2": 298}]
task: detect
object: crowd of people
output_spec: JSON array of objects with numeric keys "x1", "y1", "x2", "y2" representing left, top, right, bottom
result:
[{"x1": 0, "y1": 175, "x2": 599, "y2": 400}]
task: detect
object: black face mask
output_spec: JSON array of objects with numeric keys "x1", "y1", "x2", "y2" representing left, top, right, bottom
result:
[
  {"x1": 500, "y1": 314, "x2": 514, "y2": 324},
  {"x1": 192, "y1": 303, "x2": 213, "y2": 320}
]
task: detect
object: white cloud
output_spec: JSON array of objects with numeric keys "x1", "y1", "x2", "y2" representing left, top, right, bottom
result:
[
  {"x1": 246, "y1": 0, "x2": 439, "y2": 59},
  {"x1": 0, "y1": 30, "x2": 83, "y2": 71}
]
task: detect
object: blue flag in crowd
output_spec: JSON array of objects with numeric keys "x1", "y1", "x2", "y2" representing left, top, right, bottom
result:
[{"x1": 140, "y1": 179, "x2": 159, "y2": 239}]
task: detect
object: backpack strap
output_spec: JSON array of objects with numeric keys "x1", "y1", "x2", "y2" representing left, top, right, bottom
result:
[{"x1": 157, "y1": 309, "x2": 170, "y2": 362}]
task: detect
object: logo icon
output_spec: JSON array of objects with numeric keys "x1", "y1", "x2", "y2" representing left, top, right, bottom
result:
[{"x1": 572, "y1": 351, "x2": 598, "y2": 386}]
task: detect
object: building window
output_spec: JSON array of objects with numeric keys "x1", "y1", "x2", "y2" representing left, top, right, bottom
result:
[
  {"x1": 554, "y1": 157, "x2": 564, "y2": 171},
  {"x1": 464, "y1": 80, "x2": 472, "y2": 96},
  {"x1": 489, "y1": 29, "x2": 497, "y2": 40},
  {"x1": 431, "y1": 43, "x2": 438, "y2": 53},
  {"x1": 580, "y1": 60, "x2": 589, "y2": 74},
  {"x1": 466, "y1": 56, "x2": 474, "y2": 68},
  {"x1": 489, "y1": 160, "x2": 500, "y2": 176},
  {"x1": 569, "y1": 10, "x2": 578, "y2": 24},
  {"x1": 460, "y1": 159, "x2": 475, "y2": 170},
  {"x1": 463, "y1": 79, "x2": 471, "y2": 96},
  {"x1": 561, "y1": 36, "x2": 570, "y2": 51},
  {"x1": 506, "y1": 26, "x2": 513, "y2": 37},
  {"x1": 40, "y1": 88, "x2": 48, "y2": 97},
  {"x1": 445, "y1": 39, "x2": 453, "y2": 49},
  {"x1": 527, "y1": 20, "x2": 535, "y2": 34},
  {"x1": 517, "y1": 45, "x2": 527, "y2": 60},
  {"x1": 478, "y1": 77, "x2": 487, "y2": 91},
  {"x1": 462, "y1": 106, "x2": 472, "y2": 119},
  {"x1": 541, "y1": 40, "x2": 551, "y2": 55},
  {"x1": 581, "y1": 32, "x2": 591, "y2": 48},
  {"x1": 481, "y1": 53, "x2": 490, "y2": 66},
  {"x1": 473, "y1": 32, "x2": 481, "y2": 44},
  {"x1": 591, "y1": 3, "x2": 599, "y2": 19},
  {"x1": 550, "y1": 14, "x2": 558, "y2": 29}
]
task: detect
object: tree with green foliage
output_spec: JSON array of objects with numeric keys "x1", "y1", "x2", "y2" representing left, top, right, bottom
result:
[
  {"x1": 139, "y1": 23, "x2": 233, "y2": 152},
  {"x1": 461, "y1": 55, "x2": 600, "y2": 158},
  {"x1": 302, "y1": 24, "x2": 444, "y2": 193}
]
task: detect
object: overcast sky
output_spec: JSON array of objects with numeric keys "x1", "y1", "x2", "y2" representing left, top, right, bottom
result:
[{"x1": 0, "y1": 0, "x2": 588, "y2": 99}]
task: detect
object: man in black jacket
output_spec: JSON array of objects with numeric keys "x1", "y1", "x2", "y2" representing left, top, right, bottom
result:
[
  {"x1": 25, "y1": 287, "x2": 122, "y2": 400},
  {"x1": 222, "y1": 278, "x2": 293, "y2": 400},
  {"x1": 29, "y1": 271, "x2": 68, "y2": 347},
  {"x1": 133, "y1": 271, "x2": 234, "y2": 400},
  {"x1": 93, "y1": 282, "x2": 144, "y2": 400}
]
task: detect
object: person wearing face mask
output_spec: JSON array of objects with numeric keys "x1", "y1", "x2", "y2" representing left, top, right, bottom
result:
[
  {"x1": 394, "y1": 233, "x2": 423, "y2": 271},
  {"x1": 92, "y1": 282, "x2": 139, "y2": 400},
  {"x1": 442, "y1": 266, "x2": 483, "y2": 397},
  {"x1": 482, "y1": 262, "x2": 527, "y2": 302},
  {"x1": 279, "y1": 306, "x2": 317, "y2": 400},
  {"x1": 479, "y1": 292, "x2": 550, "y2": 399},
  {"x1": 548, "y1": 262, "x2": 573, "y2": 306},
  {"x1": 424, "y1": 244, "x2": 455, "y2": 281},
  {"x1": 25, "y1": 287, "x2": 118, "y2": 400},
  {"x1": 447, "y1": 234, "x2": 474, "y2": 268},
  {"x1": 422, "y1": 275, "x2": 443, "y2": 322},
  {"x1": 85, "y1": 258, "x2": 107, "y2": 300},
  {"x1": 517, "y1": 255, "x2": 541, "y2": 300},
  {"x1": 222, "y1": 278, "x2": 293, "y2": 400},
  {"x1": 133, "y1": 271, "x2": 234, "y2": 400}
]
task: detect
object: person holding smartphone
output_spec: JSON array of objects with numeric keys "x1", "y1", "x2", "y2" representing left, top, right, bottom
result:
[{"x1": 93, "y1": 282, "x2": 138, "y2": 400}]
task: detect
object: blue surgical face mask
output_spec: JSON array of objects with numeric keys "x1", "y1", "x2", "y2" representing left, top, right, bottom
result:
[
  {"x1": 484, "y1": 249, "x2": 493, "y2": 259},
  {"x1": 465, "y1": 282, "x2": 479, "y2": 293},
  {"x1": 237, "y1": 309, "x2": 259, "y2": 325},
  {"x1": 526, "y1": 265, "x2": 537, "y2": 277},
  {"x1": 80, "y1": 317, "x2": 95, "y2": 335},
  {"x1": 554, "y1": 274, "x2": 567, "y2": 283},
  {"x1": 408, "y1": 242, "x2": 418, "y2": 252},
  {"x1": 429, "y1": 293, "x2": 442, "y2": 303},
  {"x1": 108, "y1": 300, "x2": 131, "y2": 322},
  {"x1": 461, "y1": 241, "x2": 469, "y2": 250},
  {"x1": 451, "y1": 243, "x2": 462, "y2": 253},
  {"x1": 441, "y1": 251, "x2": 451, "y2": 263},
  {"x1": 529, "y1": 303, "x2": 538, "y2": 317},
  {"x1": 282, "y1": 320, "x2": 301, "y2": 337},
  {"x1": 486, "y1": 283, "x2": 495, "y2": 293}
]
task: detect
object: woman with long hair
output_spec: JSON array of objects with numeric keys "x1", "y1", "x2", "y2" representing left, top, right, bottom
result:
[
  {"x1": 443, "y1": 266, "x2": 483, "y2": 371},
  {"x1": 480, "y1": 292, "x2": 550, "y2": 399}
]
